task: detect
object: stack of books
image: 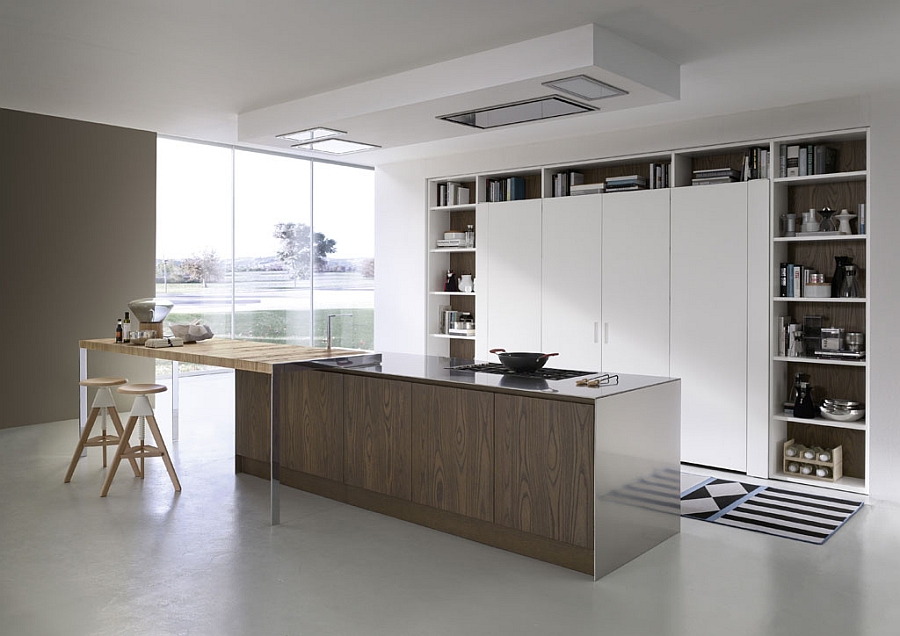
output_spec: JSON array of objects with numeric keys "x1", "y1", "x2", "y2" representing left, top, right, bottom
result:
[
  {"x1": 436, "y1": 182, "x2": 470, "y2": 206},
  {"x1": 781, "y1": 144, "x2": 838, "y2": 177},
  {"x1": 691, "y1": 168, "x2": 740, "y2": 186},
  {"x1": 570, "y1": 182, "x2": 605, "y2": 196},
  {"x1": 604, "y1": 175, "x2": 647, "y2": 192}
]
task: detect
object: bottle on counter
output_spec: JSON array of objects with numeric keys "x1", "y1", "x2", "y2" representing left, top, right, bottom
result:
[
  {"x1": 115, "y1": 319, "x2": 123, "y2": 343},
  {"x1": 122, "y1": 311, "x2": 131, "y2": 343}
]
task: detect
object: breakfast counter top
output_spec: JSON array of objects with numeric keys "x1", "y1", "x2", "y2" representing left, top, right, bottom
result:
[{"x1": 79, "y1": 337, "x2": 369, "y2": 374}]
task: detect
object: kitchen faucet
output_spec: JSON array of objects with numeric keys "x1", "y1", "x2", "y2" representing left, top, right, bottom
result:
[{"x1": 326, "y1": 313, "x2": 352, "y2": 350}]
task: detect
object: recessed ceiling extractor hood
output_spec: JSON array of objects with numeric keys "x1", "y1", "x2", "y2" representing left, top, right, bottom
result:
[{"x1": 439, "y1": 95, "x2": 595, "y2": 130}]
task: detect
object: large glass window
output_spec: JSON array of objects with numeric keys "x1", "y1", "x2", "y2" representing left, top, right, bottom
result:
[{"x1": 156, "y1": 138, "x2": 374, "y2": 359}]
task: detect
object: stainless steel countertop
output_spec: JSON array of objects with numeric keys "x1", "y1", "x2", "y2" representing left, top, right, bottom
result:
[{"x1": 300, "y1": 351, "x2": 676, "y2": 402}]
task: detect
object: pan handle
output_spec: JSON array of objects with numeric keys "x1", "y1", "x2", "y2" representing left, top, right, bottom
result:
[
  {"x1": 540, "y1": 352, "x2": 559, "y2": 359},
  {"x1": 489, "y1": 348, "x2": 506, "y2": 354}
]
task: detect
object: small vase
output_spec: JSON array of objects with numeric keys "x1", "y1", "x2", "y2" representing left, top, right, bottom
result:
[{"x1": 834, "y1": 212, "x2": 857, "y2": 235}]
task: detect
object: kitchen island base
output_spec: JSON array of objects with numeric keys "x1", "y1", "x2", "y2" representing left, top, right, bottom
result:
[{"x1": 235, "y1": 356, "x2": 680, "y2": 579}]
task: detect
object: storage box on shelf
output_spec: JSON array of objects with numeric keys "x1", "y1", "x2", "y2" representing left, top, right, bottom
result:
[
  {"x1": 769, "y1": 128, "x2": 869, "y2": 494},
  {"x1": 782, "y1": 439, "x2": 843, "y2": 483}
]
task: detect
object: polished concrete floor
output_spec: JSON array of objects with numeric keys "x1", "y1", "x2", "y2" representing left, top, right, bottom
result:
[{"x1": 2, "y1": 371, "x2": 899, "y2": 636}]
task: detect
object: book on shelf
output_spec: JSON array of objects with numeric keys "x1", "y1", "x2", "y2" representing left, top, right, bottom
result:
[
  {"x1": 777, "y1": 315, "x2": 790, "y2": 357},
  {"x1": 437, "y1": 183, "x2": 447, "y2": 206},
  {"x1": 648, "y1": 163, "x2": 669, "y2": 189},
  {"x1": 813, "y1": 146, "x2": 839, "y2": 174},
  {"x1": 456, "y1": 186, "x2": 470, "y2": 205},
  {"x1": 551, "y1": 170, "x2": 584, "y2": 197},
  {"x1": 779, "y1": 144, "x2": 840, "y2": 177},
  {"x1": 786, "y1": 145, "x2": 800, "y2": 177}
]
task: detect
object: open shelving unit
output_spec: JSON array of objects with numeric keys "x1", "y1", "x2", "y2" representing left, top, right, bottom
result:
[{"x1": 768, "y1": 128, "x2": 869, "y2": 494}]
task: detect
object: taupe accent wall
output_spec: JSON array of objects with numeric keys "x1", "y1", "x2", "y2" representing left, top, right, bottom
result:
[{"x1": 0, "y1": 109, "x2": 156, "y2": 428}]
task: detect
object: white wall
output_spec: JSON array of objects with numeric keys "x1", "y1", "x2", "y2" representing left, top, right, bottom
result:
[{"x1": 373, "y1": 91, "x2": 900, "y2": 504}]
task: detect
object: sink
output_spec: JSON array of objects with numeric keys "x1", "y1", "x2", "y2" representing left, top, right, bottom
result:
[{"x1": 300, "y1": 352, "x2": 382, "y2": 369}]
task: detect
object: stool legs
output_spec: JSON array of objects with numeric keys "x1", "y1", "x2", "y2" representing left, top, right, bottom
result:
[
  {"x1": 101, "y1": 395, "x2": 181, "y2": 496},
  {"x1": 64, "y1": 389, "x2": 140, "y2": 483}
]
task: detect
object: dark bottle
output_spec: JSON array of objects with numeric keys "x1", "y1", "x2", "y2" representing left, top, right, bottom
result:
[
  {"x1": 794, "y1": 381, "x2": 817, "y2": 419},
  {"x1": 122, "y1": 311, "x2": 131, "y2": 343},
  {"x1": 831, "y1": 256, "x2": 852, "y2": 298},
  {"x1": 115, "y1": 319, "x2": 123, "y2": 343}
]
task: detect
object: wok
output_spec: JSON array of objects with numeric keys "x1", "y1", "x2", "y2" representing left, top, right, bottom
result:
[{"x1": 489, "y1": 348, "x2": 559, "y2": 373}]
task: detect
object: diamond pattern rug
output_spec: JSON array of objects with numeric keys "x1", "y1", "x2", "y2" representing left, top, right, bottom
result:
[{"x1": 681, "y1": 477, "x2": 864, "y2": 544}]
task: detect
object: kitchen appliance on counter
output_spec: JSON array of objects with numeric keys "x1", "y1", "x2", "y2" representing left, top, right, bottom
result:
[{"x1": 448, "y1": 363, "x2": 594, "y2": 381}]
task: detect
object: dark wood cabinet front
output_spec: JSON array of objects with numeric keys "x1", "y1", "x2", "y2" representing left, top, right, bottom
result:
[
  {"x1": 494, "y1": 394, "x2": 594, "y2": 548},
  {"x1": 343, "y1": 375, "x2": 412, "y2": 500},
  {"x1": 411, "y1": 384, "x2": 494, "y2": 522},
  {"x1": 281, "y1": 370, "x2": 344, "y2": 481}
]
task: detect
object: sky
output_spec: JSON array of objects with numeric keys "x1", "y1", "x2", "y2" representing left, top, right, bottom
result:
[{"x1": 156, "y1": 138, "x2": 374, "y2": 261}]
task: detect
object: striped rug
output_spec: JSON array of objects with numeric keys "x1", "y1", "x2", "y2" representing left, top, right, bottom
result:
[{"x1": 681, "y1": 477, "x2": 864, "y2": 544}]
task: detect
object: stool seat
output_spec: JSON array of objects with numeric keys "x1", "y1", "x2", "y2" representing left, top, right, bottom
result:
[
  {"x1": 80, "y1": 377, "x2": 128, "y2": 388},
  {"x1": 117, "y1": 383, "x2": 167, "y2": 395},
  {"x1": 65, "y1": 377, "x2": 140, "y2": 483},
  {"x1": 102, "y1": 382, "x2": 180, "y2": 496}
]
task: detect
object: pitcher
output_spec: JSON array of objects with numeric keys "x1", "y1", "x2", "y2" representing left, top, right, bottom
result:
[{"x1": 458, "y1": 274, "x2": 473, "y2": 293}]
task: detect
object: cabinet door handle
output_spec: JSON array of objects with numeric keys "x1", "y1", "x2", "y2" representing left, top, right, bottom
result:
[
  {"x1": 603, "y1": 322, "x2": 609, "y2": 345},
  {"x1": 594, "y1": 322, "x2": 599, "y2": 344}
]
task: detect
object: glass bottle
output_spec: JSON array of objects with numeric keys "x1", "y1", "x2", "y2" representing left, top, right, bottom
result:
[
  {"x1": 115, "y1": 319, "x2": 123, "y2": 343},
  {"x1": 839, "y1": 264, "x2": 861, "y2": 298},
  {"x1": 831, "y1": 256, "x2": 852, "y2": 298}
]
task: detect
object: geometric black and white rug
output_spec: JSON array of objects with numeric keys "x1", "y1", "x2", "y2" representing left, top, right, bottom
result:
[{"x1": 681, "y1": 477, "x2": 864, "y2": 544}]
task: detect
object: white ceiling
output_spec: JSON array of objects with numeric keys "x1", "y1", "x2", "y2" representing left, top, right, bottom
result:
[{"x1": 2, "y1": 0, "x2": 899, "y2": 166}]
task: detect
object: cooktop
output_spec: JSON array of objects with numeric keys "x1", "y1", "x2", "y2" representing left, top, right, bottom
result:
[{"x1": 448, "y1": 363, "x2": 594, "y2": 381}]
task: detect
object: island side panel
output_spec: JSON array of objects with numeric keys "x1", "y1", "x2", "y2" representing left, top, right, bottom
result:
[
  {"x1": 494, "y1": 394, "x2": 594, "y2": 549},
  {"x1": 593, "y1": 379, "x2": 681, "y2": 580},
  {"x1": 411, "y1": 384, "x2": 494, "y2": 522},
  {"x1": 343, "y1": 375, "x2": 412, "y2": 500},
  {"x1": 235, "y1": 369, "x2": 270, "y2": 474},
  {"x1": 281, "y1": 370, "x2": 344, "y2": 482}
]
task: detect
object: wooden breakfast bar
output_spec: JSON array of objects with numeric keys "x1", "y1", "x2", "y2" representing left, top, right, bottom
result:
[{"x1": 78, "y1": 337, "x2": 373, "y2": 524}]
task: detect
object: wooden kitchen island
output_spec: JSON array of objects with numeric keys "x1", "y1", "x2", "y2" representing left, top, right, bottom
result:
[{"x1": 235, "y1": 351, "x2": 681, "y2": 579}]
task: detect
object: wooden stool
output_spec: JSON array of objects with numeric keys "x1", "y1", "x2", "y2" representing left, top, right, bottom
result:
[
  {"x1": 101, "y1": 383, "x2": 181, "y2": 496},
  {"x1": 65, "y1": 377, "x2": 140, "y2": 483}
]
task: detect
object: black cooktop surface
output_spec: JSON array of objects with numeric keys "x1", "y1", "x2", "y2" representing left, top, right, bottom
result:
[{"x1": 449, "y1": 363, "x2": 594, "y2": 381}]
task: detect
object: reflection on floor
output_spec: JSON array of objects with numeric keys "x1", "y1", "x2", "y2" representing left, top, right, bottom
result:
[{"x1": 2, "y1": 371, "x2": 899, "y2": 636}]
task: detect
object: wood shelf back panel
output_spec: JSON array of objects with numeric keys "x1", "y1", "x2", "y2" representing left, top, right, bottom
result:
[
  {"x1": 787, "y1": 180, "x2": 866, "y2": 215},
  {"x1": 691, "y1": 150, "x2": 749, "y2": 174},
  {"x1": 778, "y1": 300, "x2": 866, "y2": 334},
  {"x1": 448, "y1": 208, "x2": 476, "y2": 231},
  {"x1": 449, "y1": 339, "x2": 475, "y2": 359},
  {"x1": 779, "y1": 361, "x2": 866, "y2": 405},
  {"x1": 786, "y1": 241, "x2": 866, "y2": 291},
  {"x1": 448, "y1": 251, "x2": 476, "y2": 278},
  {"x1": 785, "y1": 424, "x2": 865, "y2": 479}
]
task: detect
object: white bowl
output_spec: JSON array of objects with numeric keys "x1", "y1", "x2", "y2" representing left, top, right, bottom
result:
[{"x1": 820, "y1": 406, "x2": 865, "y2": 422}]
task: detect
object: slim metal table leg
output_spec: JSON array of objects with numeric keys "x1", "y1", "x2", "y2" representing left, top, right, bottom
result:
[
  {"x1": 171, "y1": 360, "x2": 180, "y2": 442},
  {"x1": 79, "y1": 347, "x2": 88, "y2": 457},
  {"x1": 270, "y1": 364, "x2": 281, "y2": 525}
]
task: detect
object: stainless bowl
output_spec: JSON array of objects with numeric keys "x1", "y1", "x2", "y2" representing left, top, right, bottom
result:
[
  {"x1": 820, "y1": 407, "x2": 866, "y2": 422},
  {"x1": 127, "y1": 298, "x2": 174, "y2": 323}
]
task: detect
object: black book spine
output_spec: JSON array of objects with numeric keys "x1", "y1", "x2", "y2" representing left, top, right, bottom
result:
[{"x1": 780, "y1": 263, "x2": 788, "y2": 297}]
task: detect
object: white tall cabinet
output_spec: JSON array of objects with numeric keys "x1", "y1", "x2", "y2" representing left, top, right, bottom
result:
[
  {"x1": 475, "y1": 199, "x2": 543, "y2": 358},
  {"x1": 601, "y1": 189, "x2": 671, "y2": 377},
  {"x1": 540, "y1": 194, "x2": 602, "y2": 371},
  {"x1": 670, "y1": 181, "x2": 767, "y2": 472}
]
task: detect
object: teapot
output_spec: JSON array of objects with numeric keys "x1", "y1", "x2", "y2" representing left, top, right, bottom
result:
[{"x1": 458, "y1": 274, "x2": 473, "y2": 293}]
